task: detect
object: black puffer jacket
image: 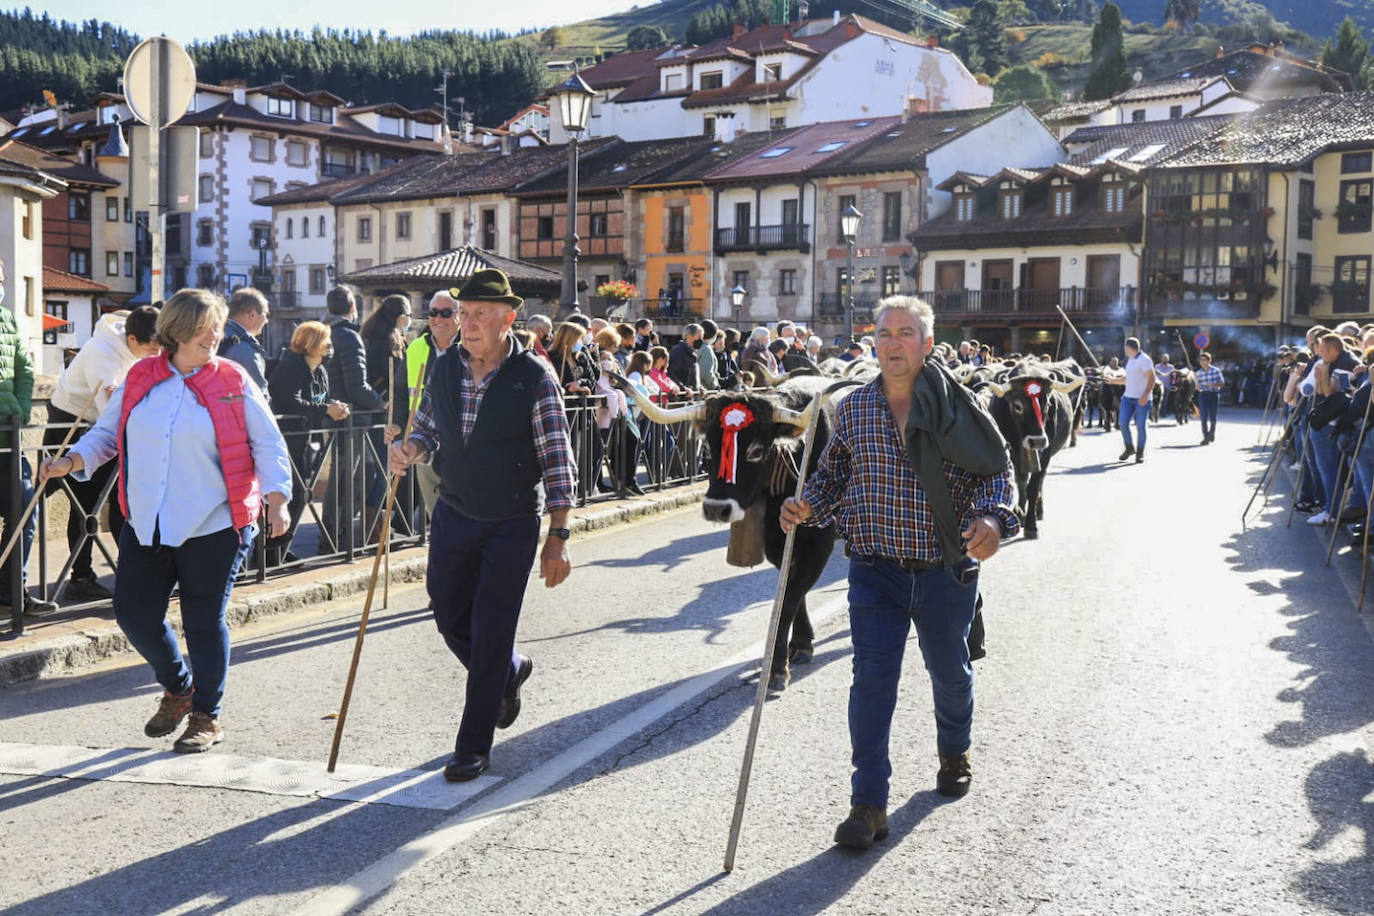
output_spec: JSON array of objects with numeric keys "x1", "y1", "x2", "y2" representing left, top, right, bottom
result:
[
  {"x1": 268, "y1": 350, "x2": 331, "y2": 427},
  {"x1": 323, "y1": 315, "x2": 383, "y2": 412}
]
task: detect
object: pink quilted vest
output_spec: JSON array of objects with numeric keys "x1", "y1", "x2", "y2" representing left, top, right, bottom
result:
[{"x1": 118, "y1": 356, "x2": 261, "y2": 530}]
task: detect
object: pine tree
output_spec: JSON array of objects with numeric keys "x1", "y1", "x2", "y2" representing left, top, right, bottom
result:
[
  {"x1": 1084, "y1": 2, "x2": 1132, "y2": 100},
  {"x1": 1163, "y1": 0, "x2": 1200, "y2": 28},
  {"x1": 1322, "y1": 16, "x2": 1372, "y2": 90},
  {"x1": 965, "y1": 0, "x2": 1007, "y2": 76}
]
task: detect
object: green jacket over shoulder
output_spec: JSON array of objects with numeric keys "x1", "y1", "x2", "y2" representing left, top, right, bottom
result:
[{"x1": 0, "y1": 306, "x2": 34, "y2": 448}]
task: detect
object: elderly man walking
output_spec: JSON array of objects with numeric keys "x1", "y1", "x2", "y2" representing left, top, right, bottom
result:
[
  {"x1": 782, "y1": 296, "x2": 1018, "y2": 851},
  {"x1": 389, "y1": 269, "x2": 576, "y2": 782}
]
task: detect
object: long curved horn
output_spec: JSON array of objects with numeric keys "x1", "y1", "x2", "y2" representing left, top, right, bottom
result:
[
  {"x1": 1052, "y1": 375, "x2": 1085, "y2": 394},
  {"x1": 753, "y1": 362, "x2": 788, "y2": 387},
  {"x1": 610, "y1": 371, "x2": 706, "y2": 425},
  {"x1": 774, "y1": 399, "x2": 816, "y2": 430},
  {"x1": 984, "y1": 381, "x2": 1008, "y2": 397}
]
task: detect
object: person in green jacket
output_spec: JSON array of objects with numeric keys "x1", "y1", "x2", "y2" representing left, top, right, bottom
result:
[
  {"x1": 404, "y1": 290, "x2": 460, "y2": 515},
  {"x1": 0, "y1": 259, "x2": 57, "y2": 623}
]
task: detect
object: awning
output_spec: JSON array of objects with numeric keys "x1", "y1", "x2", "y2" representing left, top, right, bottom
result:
[{"x1": 41, "y1": 313, "x2": 70, "y2": 330}]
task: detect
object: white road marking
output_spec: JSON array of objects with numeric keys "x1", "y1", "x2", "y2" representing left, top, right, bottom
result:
[
  {"x1": 0, "y1": 741, "x2": 499, "y2": 810},
  {"x1": 290, "y1": 584, "x2": 852, "y2": 916}
]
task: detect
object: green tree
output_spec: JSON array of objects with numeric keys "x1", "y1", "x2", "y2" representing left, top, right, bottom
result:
[
  {"x1": 626, "y1": 25, "x2": 669, "y2": 50},
  {"x1": 994, "y1": 63, "x2": 1055, "y2": 101},
  {"x1": 1322, "y1": 16, "x2": 1372, "y2": 90},
  {"x1": 1084, "y1": 2, "x2": 1132, "y2": 100},
  {"x1": 1162, "y1": 0, "x2": 1200, "y2": 28},
  {"x1": 540, "y1": 26, "x2": 565, "y2": 49},
  {"x1": 998, "y1": 0, "x2": 1032, "y2": 23},
  {"x1": 956, "y1": 0, "x2": 1007, "y2": 75}
]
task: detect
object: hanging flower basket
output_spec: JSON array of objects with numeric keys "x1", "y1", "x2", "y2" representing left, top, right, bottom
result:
[{"x1": 596, "y1": 279, "x2": 639, "y2": 300}]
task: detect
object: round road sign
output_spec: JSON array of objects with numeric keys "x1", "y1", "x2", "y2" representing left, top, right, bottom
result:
[
  {"x1": 1193, "y1": 332, "x2": 1210, "y2": 350},
  {"x1": 123, "y1": 37, "x2": 196, "y2": 129}
]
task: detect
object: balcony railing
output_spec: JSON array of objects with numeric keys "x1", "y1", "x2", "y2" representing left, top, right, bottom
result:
[
  {"x1": 714, "y1": 223, "x2": 810, "y2": 253},
  {"x1": 924, "y1": 286, "x2": 1137, "y2": 317},
  {"x1": 275, "y1": 291, "x2": 302, "y2": 310},
  {"x1": 817, "y1": 293, "x2": 880, "y2": 322},
  {"x1": 321, "y1": 163, "x2": 356, "y2": 179},
  {"x1": 579, "y1": 297, "x2": 707, "y2": 321}
]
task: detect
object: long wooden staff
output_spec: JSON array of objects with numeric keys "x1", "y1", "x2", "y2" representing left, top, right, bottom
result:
[
  {"x1": 723, "y1": 398, "x2": 823, "y2": 873},
  {"x1": 1054, "y1": 305, "x2": 1103, "y2": 369},
  {"x1": 327, "y1": 390, "x2": 420, "y2": 773},
  {"x1": 0, "y1": 392, "x2": 99, "y2": 572},
  {"x1": 382, "y1": 355, "x2": 395, "y2": 610},
  {"x1": 1324, "y1": 386, "x2": 1374, "y2": 564}
]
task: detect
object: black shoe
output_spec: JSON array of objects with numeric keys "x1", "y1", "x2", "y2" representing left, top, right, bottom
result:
[
  {"x1": 497, "y1": 656, "x2": 533, "y2": 729},
  {"x1": 1135, "y1": 452, "x2": 1144, "y2": 464},
  {"x1": 0, "y1": 593, "x2": 59, "y2": 617},
  {"x1": 937, "y1": 752, "x2": 973, "y2": 798},
  {"x1": 64, "y1": 574, "x2": 113, "y2": 602},
  {"x1": 833, "y1": 804, "x2": 888, "y2": 850},
  {"x1": 443, "y1": 752, "x2": 490, "y2": 782},
  {"x1": 1118, "y1": 446, "x2": 1135, "y2": 461},
  {"x1": 1200, "y1": 439, "x2": 1209, "y2": 446},
  {"x1": 626, "y1": 482, "x2": 646, "y2": 496},
  {"x1": 1294, "y1": 501, "x2": 1319, "y2": 513}
]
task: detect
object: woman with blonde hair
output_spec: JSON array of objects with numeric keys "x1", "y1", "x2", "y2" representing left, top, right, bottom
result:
[
  {"x1": 45, "y1": 288, "x2": 292, "y2": 753},
  {"x1": 595, "y1": 327, "x2": 643, "y2": 495}
]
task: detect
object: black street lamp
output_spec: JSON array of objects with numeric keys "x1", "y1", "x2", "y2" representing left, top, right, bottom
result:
[
  {"x1": 555, "y1": 73, "x2": 595, "y2": 315},
  {"x1": 731, "y1": 283, "x2": 746, "y2": 330},
  {"x1": 841, "y1": 202, "x2": 862, "y2": 339}
]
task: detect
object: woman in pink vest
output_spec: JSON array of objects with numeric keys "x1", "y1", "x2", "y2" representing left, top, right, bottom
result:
[{"x1": 44, "y1": 288, "x2": 292, "y2": 753}]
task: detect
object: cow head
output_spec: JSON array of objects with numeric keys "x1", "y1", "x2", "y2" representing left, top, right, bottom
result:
[
  {"x1": 985, "y1": 368, "x2": 1083, "y2": 452},
  {"x1": 610, "y1": 375, "x2": 812, "y2": 523}
]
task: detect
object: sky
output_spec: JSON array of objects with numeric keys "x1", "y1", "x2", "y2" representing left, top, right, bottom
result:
[{"x1": 32, "y1": 0, "x2": 633, "y2": 42}]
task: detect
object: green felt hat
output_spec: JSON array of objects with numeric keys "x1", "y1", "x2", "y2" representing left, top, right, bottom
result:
[{"x1": 453, "y1": 268, "x2": 522, "y2": 307}]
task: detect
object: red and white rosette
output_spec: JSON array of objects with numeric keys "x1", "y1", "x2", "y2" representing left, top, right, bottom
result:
[{"x1": 718, "y1": 404, "x2": 756, "y2": 483}]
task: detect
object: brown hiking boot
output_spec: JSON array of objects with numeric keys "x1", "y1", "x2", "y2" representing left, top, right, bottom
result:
[
  {"x1": 834, "y1": 804, "x2": 888, "y2": 850},
  {"x1": 937, "y1": 752, "x2": 973, "y2": 798},
  {"x1": 144, "y1": 689, "x2": 193, "y2": 738},
  {"x1": 172, "y1": 711, "x2": 223, "y2": 753}
]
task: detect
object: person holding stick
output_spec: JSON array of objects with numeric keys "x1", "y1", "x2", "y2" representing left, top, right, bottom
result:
[
  {"x1": 43, "y1": 288, "x2": 292, "y2": 753},
  {"x1": 780, "y1": 297, "x2": 1018, "y2": 851},
  {"x1": 387, "y1": 269, "x2": 576, "y2": 783}
]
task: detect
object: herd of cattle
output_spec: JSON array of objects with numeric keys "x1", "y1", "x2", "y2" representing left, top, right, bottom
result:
[{"x1": 610, "y1": 350, "x2": 1198, "y2": 690}]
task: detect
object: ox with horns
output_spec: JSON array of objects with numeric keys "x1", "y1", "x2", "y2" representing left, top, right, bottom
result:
[
  {"x1": 977, "y1": 360, "x2": 1084, "y2": 539},
  {"x1": 613, "y1": 373, "x2": 855, "y2": 691}
]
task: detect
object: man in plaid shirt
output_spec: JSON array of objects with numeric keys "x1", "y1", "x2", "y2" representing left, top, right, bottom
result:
[
  {"x1": 390, "y1": 269, "x2": 575, "y2": 784},
  {"x1": 782, "y1": 297, "x2": 1018, "y2": 851},
  {"x1": 1195, "y1": 351, "x2": 1225, "y2": 445}
]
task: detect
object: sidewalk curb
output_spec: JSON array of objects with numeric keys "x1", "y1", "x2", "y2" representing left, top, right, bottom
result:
[{"x1": 0, "y1": 484, "x2": 706, "y2": 688}]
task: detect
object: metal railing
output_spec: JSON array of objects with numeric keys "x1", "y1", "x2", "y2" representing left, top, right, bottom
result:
[
  {"x1": 1, "y1": 395, "x2": 708, "y2": 635},
  {"x1": 816, "y1": 293, "x2": 880, "y2": 321},
  {"x1": 714, "y1": 223, "x2": 810, "y2": 252},
  {"x1": 924, "y1": 286, "x2": 1137, "y2": 316}
]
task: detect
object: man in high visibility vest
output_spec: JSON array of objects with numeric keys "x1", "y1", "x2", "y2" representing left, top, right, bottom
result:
[{"x1": 406, "y1": 290, "x2": 460, "y2": 515}]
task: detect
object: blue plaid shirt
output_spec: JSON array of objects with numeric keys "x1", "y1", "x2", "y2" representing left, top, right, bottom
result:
[
  {"x1": 1195, "y1": 365, "x2": 1224, "y2": 392},
  {"x1": 802, "y1": 380, "x2": 1020, "y2": 563}
]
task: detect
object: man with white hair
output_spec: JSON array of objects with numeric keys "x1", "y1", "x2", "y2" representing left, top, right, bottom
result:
[
  {"x1": 739, "y1": 326, "x2": 776, "y2": 384},
  {"x1": 805, "y1": 335, "x2": 823, "y2": 360},
  {"x1": 525, "y1": 313, "x2": 553, "y2": 360},
  {"x1": 782, "y1": 295, "x2": 1017, "y2": 851}
]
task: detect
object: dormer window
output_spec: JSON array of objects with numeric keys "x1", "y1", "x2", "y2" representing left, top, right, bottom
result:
[
  {"x1": 955, "y1": 192, "x2": 974, "y2": 221},
  {"x1": 700, "y1": 71, "x2": 724, "y2": 90},
  {"x1": 308, "y1": 104, "x2": 333, "y2": 123},
  {"x1": 1103, "y1": 181, "x2": 1126, "y2": 213},
  {"x1": 763, "y1": 63, "x2": 782, "y2": 82},
  {"x1": 1000, "y1": 189, "x2": 1022, "y2": 220},
  {"x1": 1052, "y1": 186, "x2": 1073, "y2": 217},
  {"x1": 664, "y1": 73, "x2": 683, "y2": 92},
  {"x1": 267, "y1": 96, "x2": 294, "y2": 118}
]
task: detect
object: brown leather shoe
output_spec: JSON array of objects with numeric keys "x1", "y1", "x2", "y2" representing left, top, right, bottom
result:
[
  {"x1": 833, "y1": 804, "x2": 888, "y2": 850},
  {"x1": 173, "y1": 711, "x2": 223, "y2": 753},
  {"x1": 937, "y1": 752, "x2": 972, "y2": 797},
  {"x1": 144, "y1": 689, "x2": 193, "y2": 738}
]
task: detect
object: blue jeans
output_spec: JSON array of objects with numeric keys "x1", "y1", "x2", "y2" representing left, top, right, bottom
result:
[
  {"x1": 0, "y1": 454, "x2": 35, "y2": 599},
  {"x1": 1310, "y1": 426, "x2": 1343, "y2": 515},
  {"x1": 1119, "y1": 395, "x2": 1148, "y2": 451},
  {"x1": 1294, "y1": 411, "x2": 1325, "y2": 506},
  {"x1": 1337, "y1": 429, "x2": 1369, "y2": 516},
  {"x1": 1198, "y1": 391, "x2": 1219, "y2": 439},
  {"x1": 846, "y1": 556, "x2": 979, "y2": 808},
  {"x1": 113, "y1": 523, "x2": 255, "y2": 717},
  {"x1": 1355, "y1": 433, "x2": 1374, "y2": 519},
  {"x1": 427, "y1": 500, "x2": 540, "y2": 757}
]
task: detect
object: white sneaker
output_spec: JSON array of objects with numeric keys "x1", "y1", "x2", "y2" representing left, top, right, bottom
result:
[
  {"x1": 1288, "y1": 461, "x2": 1302, "y2": 471},
  {"x1": 1306, "y1": 511, "x2": 1331, "y2": 525}
]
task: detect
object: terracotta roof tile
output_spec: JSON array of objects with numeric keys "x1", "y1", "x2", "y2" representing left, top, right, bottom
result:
[
  {"x1": 812, "y1": 106, "x2": 1016, "y2": 176},
  {"x1": 1112, "y1": 77, "x2": 1221, "y2": 103},
  {"x1": 1158, "y1": 91, "x2": 1374, "y2": 168},
  {"x1": 705, "y1": 117, "x2": 899, "y2": 181},
  {"x1": 339, "y1": 246, "x2": 559, "y2": 298},
  {"x1": 43, "y1": 265, "x2": 109, "y2": 293}
]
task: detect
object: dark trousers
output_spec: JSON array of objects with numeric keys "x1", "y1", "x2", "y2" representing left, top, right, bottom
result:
[
  {"x1": 268, "y1": 427, "x2": 316, "y2": 560},
  {"x1": 1198, "y1": 391, "x2": 1220, "y2": 439},
  {"x1": 113, "y1": 524, "x2": 254, "y2": 717},
  {"x1": 0, "y1": 451, "x2": 35, "y2": 598},
  {"x1": 427, "y1": 500, "x2": 540, "y2": 757},
  {"x1": 45, "y1": 405, "x2": 125, "y2": 578}
]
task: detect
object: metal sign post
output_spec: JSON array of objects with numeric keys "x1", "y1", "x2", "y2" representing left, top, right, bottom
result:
[{"x1": 123, "y1": 37, "x2": 196, "y2": 301}]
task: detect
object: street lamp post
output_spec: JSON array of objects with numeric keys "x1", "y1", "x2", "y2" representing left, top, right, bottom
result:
[
  {"x1": 555, "y1": 73, "x2": 595, "y2": 316},
  {"x1": 841, "y1": 202, "x2": 862, "y2": 341},
  {"x1": 731, "y1": 283, "x2": 746, "y2": 330}
]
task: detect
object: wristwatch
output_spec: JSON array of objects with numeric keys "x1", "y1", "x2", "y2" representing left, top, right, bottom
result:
[{"x1": 549, "y1": 527, "x2": 571, "y2": 540}]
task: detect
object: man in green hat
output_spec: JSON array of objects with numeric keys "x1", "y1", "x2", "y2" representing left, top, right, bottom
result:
[
  {"x1": 392, "y1": 269, "x2": 574, "y2": 785},
  {"x1": 390, "y1": 268, "x2": 576, "y2": 782}
]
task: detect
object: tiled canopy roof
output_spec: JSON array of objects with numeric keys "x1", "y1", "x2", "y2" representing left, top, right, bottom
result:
[
  {"x1": 1111, "y1": 77, "x2": 1221, "y2": 103},
  {"x1": 340, "y1": 247, "x2": 560, "y2": 298}
]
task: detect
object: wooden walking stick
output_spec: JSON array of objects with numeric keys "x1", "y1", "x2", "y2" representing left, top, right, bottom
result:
[
  {"x1": 723, "y1": 399, "x2": 823, "y2": 873},
  {"x1": 1243, "y1": 400, "x2": 1299, "y2": 523},
  {"x1": 1054, "y1": 305, "x2": 1103, "y2": 369},
  {"x1": 382, "y1": 355, "x2": 395, "y2": 610},
  {"x1": 1287, "y1": 397, "x2": 1315, "y2": 530},
  {"x1": 327, "y1": 400, "x2": 419, "y2": 773},
  {"x1": 1359, "y1": 463, "x2": 1374, "y2": 611},
  {"x1": 1326, "y1": 385, "x2": 1374, "y2": 564},
  {"x1": 0, "y1": 392, "x2": 99, "y2": 572}
]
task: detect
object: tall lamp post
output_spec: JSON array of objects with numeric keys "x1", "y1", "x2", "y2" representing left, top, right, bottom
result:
[
  {"x1": 731, "y1": 283, "x2": 746, "y2": 330},
  {"x1": 555, "y1": 73, "x2": 594, "y2": 316},
  {"x1": 841, "y1": 203, "x2": 862, "y2": 341}
]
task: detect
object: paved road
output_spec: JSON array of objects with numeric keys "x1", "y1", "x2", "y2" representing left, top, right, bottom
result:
[{"x1": 0, "y1": 408, "x2": 1371, "y2": 915}]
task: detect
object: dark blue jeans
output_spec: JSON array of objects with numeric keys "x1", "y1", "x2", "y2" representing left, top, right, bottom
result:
[
  {"x1": 846, "y1": 555, "x2": 979, "y2": 808},
  {"x1": 427, "y1": 500, "x2": 540, "y2": 757},
  {"x1": 1198, "y1": 391, "x2": 1219, "y2": 439},
  {"x1": 0, "y1": 454, "x2": 35, "y2": 599},
  {"x1": 1120, "y1": 395, "x2": 1148, "y2": 451},
  {"x1": 113, "y1": 524, "x2": 254, "y2": 718}
]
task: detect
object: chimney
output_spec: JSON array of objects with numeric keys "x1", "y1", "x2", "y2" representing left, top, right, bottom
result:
[
  {"x1": 833, "y1": 10, "x2": 840, "y2": 25},
  {"x1": 908, "y1": 97, "x2": 929, "y2": 115},
  {"x1": 500, "y1": 133, "x2": 515, "y2": 156},
  {"x1": 224, "y1": 77, "x2": 248, "y2": 106},
  {"x1": 926, "y1": 34, "x2": 939, "y2": 49},
  {"x1": 733, "y1": 21, "x2": 746, "y2": 40},
  {"x1": 782, "y1": 28, "x2": 792, "y2": 41},
  {"x1": 714, "y1": 111, "x2": 737, "y2": 143},
  {"x1": 1216, "y1": 45, "x2": 1225, "y2": 59}
]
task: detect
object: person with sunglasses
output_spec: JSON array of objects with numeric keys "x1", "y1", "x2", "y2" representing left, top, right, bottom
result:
[
  {"x1": 389, "y1": 269, "x2": 576, "y2": 783},
  {"x1": 405, "y1": 290, "x2": 461, "y2": 517}
]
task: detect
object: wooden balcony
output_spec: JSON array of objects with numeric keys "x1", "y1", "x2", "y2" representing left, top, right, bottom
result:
[{"x1": 924, "y1": 286, "x2": 1137, "y2": 319}]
